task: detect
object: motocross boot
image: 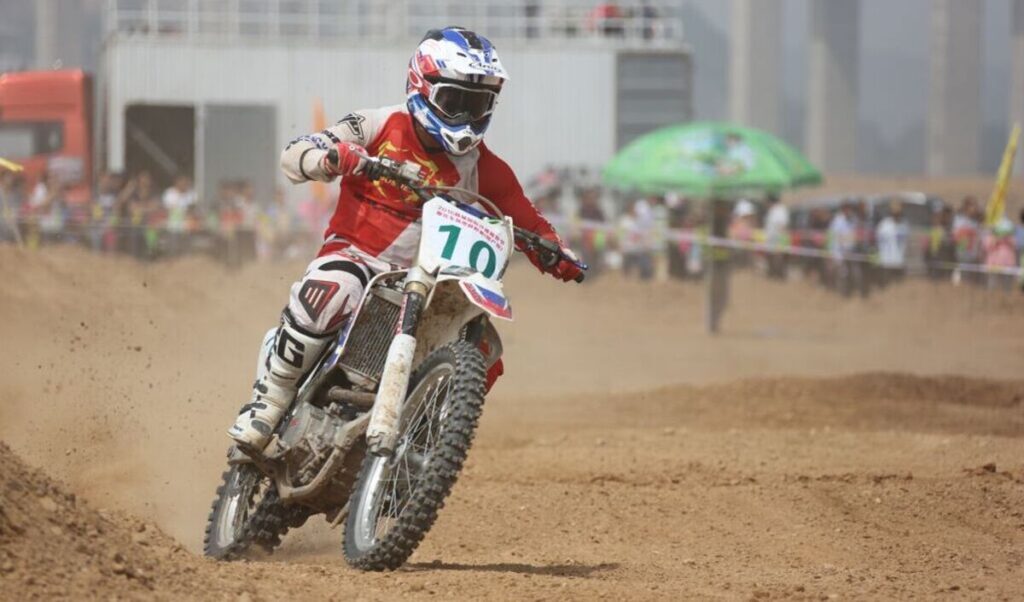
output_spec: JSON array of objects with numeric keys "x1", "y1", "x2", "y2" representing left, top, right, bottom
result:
[{"x1": 228, "y1": 311, "x2": 333, "y2": 450}]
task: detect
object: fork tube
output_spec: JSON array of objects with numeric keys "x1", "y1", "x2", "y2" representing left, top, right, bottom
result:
[
  {"x1": 397, "y1": 283, "x2": 427, "y2": 336},
  {"x1": 366, "y1": 268, "x2": 432, "y2": 456}
]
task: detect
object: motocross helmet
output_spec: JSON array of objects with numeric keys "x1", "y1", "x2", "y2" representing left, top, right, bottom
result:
[{"x1": 407, "y1": 27, "x2": 509, "y2": 155}]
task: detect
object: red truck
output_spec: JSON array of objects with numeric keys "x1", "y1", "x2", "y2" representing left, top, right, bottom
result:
[{"x1": 0, "y1": 69, "x2": 93, "y2": 205}]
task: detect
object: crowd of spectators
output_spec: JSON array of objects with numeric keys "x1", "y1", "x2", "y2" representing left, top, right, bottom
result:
[
  {"x1": 4, "y1": 163, "x2": 1022, "y2": 297},
  {"x1": 0, "y1": 168, "x2": 318, "y2": 266},
  {"x1": 527, "y1": 166, "x2": 1024, "y2": 296}
]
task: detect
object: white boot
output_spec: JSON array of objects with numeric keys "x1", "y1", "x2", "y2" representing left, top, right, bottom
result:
[{"x1": 228, "y1": 314, "x2": 333, "y2": 449}]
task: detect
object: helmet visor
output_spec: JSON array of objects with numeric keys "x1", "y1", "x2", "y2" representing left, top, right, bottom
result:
[{"x1": 428, "y1": 83, "x2": 498, "y2": 125}]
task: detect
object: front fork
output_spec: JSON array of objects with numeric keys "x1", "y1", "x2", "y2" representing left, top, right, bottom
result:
[{"x1": 365, "y1": 268, "x2": 431, "y2": 456}]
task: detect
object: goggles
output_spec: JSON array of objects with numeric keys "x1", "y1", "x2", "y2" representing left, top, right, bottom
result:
[{"x1": 427, "y1": 81, "x2": 499, "y2": 126}]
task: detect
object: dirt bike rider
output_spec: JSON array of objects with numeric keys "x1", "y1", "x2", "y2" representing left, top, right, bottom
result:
[{"x1": 229, "y1": 26, "x2": 583, "y2": 450}]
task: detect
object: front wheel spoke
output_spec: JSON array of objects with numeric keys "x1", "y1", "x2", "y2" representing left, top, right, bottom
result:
[
  {"x1": 358, "y1": 364, "x2": 459, "y2": 548},
  {"x1": 423, "y1": 384, "x2": 447, "y2": 448}
]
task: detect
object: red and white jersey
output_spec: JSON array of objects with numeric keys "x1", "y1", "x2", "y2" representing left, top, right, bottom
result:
[{"x1": 281, "y1": 104, "x2": 556, "y2": 267}]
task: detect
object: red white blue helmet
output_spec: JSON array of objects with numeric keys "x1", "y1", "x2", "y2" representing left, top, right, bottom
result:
[{"x1": 407, "y1": 27, "x2": 509, "y2": 155}]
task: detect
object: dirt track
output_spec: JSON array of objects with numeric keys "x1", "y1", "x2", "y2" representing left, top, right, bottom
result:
[{"x1": 1, "y1": 247, "x2": 1023, "y2": 599}]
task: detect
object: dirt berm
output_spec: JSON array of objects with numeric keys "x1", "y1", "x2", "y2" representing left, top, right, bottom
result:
[{"x1": 1, "y1": 247, "x2": 1023, "y2": 599}]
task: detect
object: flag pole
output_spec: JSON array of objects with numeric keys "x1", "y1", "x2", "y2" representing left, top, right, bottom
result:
[{"x1": 985, "y1": 123, "x2": 1020, "y2": 227}]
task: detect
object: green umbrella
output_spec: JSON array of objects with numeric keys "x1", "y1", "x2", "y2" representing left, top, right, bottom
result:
[{"x1": 603, "y1": 122, "x2": 822, "y2": 197}]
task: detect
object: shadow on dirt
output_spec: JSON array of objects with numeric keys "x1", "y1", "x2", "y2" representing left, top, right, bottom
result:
[{"x1": 406, "y1": 561, "x2": 620, "y2": 578}]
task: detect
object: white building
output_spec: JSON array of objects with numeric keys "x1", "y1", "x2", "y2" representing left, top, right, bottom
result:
[{"x1": 101, "y1": 0, "x2": 693, "y2": 202}]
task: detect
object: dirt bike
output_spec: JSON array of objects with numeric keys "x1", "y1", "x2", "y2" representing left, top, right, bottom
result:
[{"x1": 203, "y1": 155, "x2": 585, "y2": 570}]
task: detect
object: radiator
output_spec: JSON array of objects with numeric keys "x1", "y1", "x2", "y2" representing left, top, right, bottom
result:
[{"x1": 338, "y1": 291, "x2": 401, "y2": 385}]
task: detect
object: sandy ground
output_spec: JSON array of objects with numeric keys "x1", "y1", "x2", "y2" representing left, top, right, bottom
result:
[{"x1": 1, "y1": 246, "x2": 1022, "y2": 599}]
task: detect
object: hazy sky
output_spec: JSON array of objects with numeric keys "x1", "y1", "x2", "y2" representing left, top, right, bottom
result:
[
  {"x1": 1, "y1": 0, "x2": 1017, "y2": 174},
  {"x1": 683, "y1": 0, "x2": 1015, "y2": 173}
]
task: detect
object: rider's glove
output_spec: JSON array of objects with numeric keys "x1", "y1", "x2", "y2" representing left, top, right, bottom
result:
[
  {"x1": 322, "y1": 142, "x2": 368, "y2": 177},
  {"x1": 528, "y1": 232, "x2": 583, "y2": 282}
]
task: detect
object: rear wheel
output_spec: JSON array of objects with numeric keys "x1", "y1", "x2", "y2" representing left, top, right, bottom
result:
[{"x1": 343, "y1": 341, "x2": 486, "y2": 570}]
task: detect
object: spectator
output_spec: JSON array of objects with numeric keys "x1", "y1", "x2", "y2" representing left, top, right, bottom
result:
[
  {"x1": 91, "y1": 171, "x2": 123, "y2": 252},
  {"x1": 953, "y1": 196, "x2": 983, "y2": 284},
  {"x1": 163, "y1": 174, "x2": 196, "y2": 255},
  {"x1": 763, "y1": 193, "x2": 789, "y2": 280},
  {"x1": 926, "y1": 205, "x2": 957, "y2": 281},
  {"x1": 587, "y1": 3, "x2": 624, "y2": 37},
  {"x1": 619, "y1": 198, "x2": 655, "y2": 280},
  {"x1": 665, "y1": 194, "x2": 690, "y2": 280},
  {"x1": 95, "y1": 171, "x2": 123, "y2": 214},
  {"x1": 982, "y1": 217, "x2": 1018, "y2": 291},
  {"x1": 852, "y1": 199, "x2": 874, "y2": 297},
  {"x1": 1016, "y1": 208, "x2": 1024, "y2": 274},
  {"x1": 214, "y1": 180, "x2": 238, "y2": 226},
  {"x1": 828, "y1": 200, "x2": 863, "y2": 297},
  {"x1": 801, "y1": 206, "x2": 831, "y2": 285},
  {"x1": 875, "y1": 200, "x2": 909, "y2": 287},
  {"x1": 234, "y1": 180, "x2": 259, "y2": 263},
  {"x1": 729, "y1": 199, "x2": 757, "y2": 240},
  {"x1": 28, "y1": 170, "x2": 67, "y2": 245},
  {"x1": 649, "y1": 195, "x2": 670, "y2": 280},
  {"x1": 532, "y1": 189, "x2": 559, "y2": 217},
  {"x1": 828, "y1": 202, "x2": 855, "y2": 258},
  {"x1": 576, "y1": 186, "x2": 607, "y2": 279},
  {"x1": 637, "y1": 1, "x2": 659, "y2": 40},
  {"x1": 118, "y1": 171, "x2": 160, "y2": 258},
  {"x1": 682, "y1": 205, "x2": 705, "y2": 277},
  {"x1": 728, "y1": 198, "x2": 757, "y2": 268}
]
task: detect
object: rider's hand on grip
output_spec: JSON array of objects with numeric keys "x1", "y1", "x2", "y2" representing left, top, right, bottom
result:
[
  {"x1": 550, "y1": 247, "x2": 584, "y2": 283},
  {"x1": 323, "y1": 142, "x2": 368, "y2": 177},
  {"x1": 529, "y1": 232, "x2": 583, "y2": 283}
]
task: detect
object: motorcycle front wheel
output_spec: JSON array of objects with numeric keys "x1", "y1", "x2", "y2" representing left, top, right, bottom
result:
[{"x1": 343, "y1": 340, "x2": 486, "y2": 571}]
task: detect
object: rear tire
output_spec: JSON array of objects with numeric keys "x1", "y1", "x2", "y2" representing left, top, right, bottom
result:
[{"x1": 343, "y1": 341, "x2": 486, "y2": 571}]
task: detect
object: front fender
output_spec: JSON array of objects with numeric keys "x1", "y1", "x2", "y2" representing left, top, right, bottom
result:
[
  {"x1": 451, "y1": 272, "x2": 513, "y2": 322},
  {"x1": 413, "y1": 273, "x2": 508, "y2": 368}
]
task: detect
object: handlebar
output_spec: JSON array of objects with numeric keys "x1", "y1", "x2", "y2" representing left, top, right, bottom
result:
[
  {"x1": 353, "y1": 153, "x2": 588, "y2": 283},
  {"x1": 512, "y1": 226, "x2": 588, "y2": 283}
]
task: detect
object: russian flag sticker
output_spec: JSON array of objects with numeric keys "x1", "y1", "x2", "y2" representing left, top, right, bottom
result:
[{"x1": 460, "y1": 282, "x2": 513, "y2": 320}]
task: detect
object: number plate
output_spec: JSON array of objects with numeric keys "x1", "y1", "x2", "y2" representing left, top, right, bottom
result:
[{"x1": 418, "y1": 198, "x2": 512, "y2": 279}]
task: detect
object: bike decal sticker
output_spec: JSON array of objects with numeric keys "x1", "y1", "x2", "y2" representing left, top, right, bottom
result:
[
  {"x1": 286, "y1": 133, "x2": 329, "y2": 151},
  {"x1": 439, "y1": 224, "x2": 461, "y2": 258},
  {"x1": 460, "y1": 282, "x2": 512, "y2": 320},
  {"x1": 434, "y1": 222, "x2": 499, "y2": 277},
  {"x1": 276, "y1": 329, "x2": 307, "y2": 368},
  {"x1": 298, "y1": 279, "x2": 340, "y2": 322},
  {"x1": 321, "y1": 129, "x2": 341, "y2": 144},
  {"x1": 468, "y1": 240, "x2": 497, "y2": 277},
  {"x1": 337, "y1": 113, "x2": 366, "y2": 140}
]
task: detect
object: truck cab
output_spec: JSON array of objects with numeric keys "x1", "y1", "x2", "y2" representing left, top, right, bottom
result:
[{"x1": 0, "y1": 69, "x2": 92, "y2": 205}]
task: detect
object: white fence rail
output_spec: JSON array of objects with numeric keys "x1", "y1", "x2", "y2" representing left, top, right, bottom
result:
[{"x1": 105, "y1": 0, "x2": 686, "y2": 47}]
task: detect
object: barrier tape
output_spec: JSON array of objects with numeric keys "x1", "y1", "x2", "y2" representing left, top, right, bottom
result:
[
  {"x1": 551, "y1": 217, "x2": 1024, "y2": 278},
  {"x1": 2, "y1": 212, "x2": 1021, "y2": 278}
]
